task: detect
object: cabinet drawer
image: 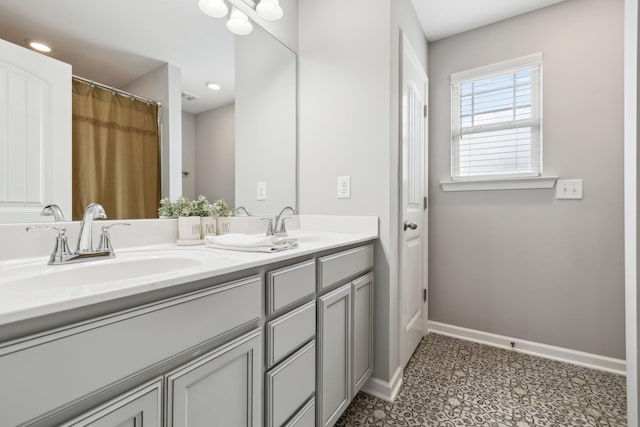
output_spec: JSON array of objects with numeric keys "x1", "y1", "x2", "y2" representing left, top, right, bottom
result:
[
  {"x1": 283, "y1": 398, "x2": 315, "y2": 427},
  {"x1": 266, "y1": 300, "x2": 315, "y2": 368},
  {"x1": 267, "y1": 260, "x2": 315, "y2": 315},
  {"x1": 0, "y1": 276, "x2": 261, "y2": 427},
  {"x1": 265, "y1": 340, "x2": 316, "y2": 427},
  {"x1": 318, "y1": 244, "x2": 373, "y2": 291}
]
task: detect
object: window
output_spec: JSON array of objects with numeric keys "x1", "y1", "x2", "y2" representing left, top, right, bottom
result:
[{"x1": 451, "y1": 53, "x2": 542, "y2": 181}]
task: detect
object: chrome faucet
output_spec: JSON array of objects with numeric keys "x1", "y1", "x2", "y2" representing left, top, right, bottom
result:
[
  {"x1": 28, "y1": 203, "x2": 129, "y2": 265},
  {"x1": 77, "y1": 203, "x2": 107, "y2": 253},
  {"x1": 234, "y1": 206, "x2": 253, "y2": 216},
  {"x1": 274, "y1": 206, "x2": 298, "y2": 237},
  {"x1": 41, "y1": 204, "x2": 65, "y2": 221}
]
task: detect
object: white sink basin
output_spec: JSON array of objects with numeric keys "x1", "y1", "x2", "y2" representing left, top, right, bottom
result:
[{"x1": 0, "y1": 248, "x2": 234, "y2": 291}]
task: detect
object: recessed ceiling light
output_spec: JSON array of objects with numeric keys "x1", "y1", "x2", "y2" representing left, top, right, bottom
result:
[
  {"x1": 27, "y1": 40, "x2": 52, "y2": 53},
  {"x1": 205, "y1": 82, "x2": 221, "y2": 91}
]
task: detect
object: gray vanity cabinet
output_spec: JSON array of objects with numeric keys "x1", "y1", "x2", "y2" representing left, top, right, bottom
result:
[
  {"x1": 316, "y1": 244, "x2": 374, "y2": 427},
  {"x1": 165, "y1": 329, "x2": 262, "y2": 427},
  {"x1": 60, "y1": 379, "x2": 162, "y2": 427},
  {"x1": 0, "y1": 276, "x2": 261, "y2": 426}
]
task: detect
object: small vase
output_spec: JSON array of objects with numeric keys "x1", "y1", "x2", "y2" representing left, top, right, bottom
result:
[
  {"x1": 217, "y1": 217, "x2": 232, "y2": 235},
  {"x1": 201, "y1": 216, "x2": 217, "y2": 238},
  {"x1": 178, "y1": 216, "x2": 201, "y2": 240}
]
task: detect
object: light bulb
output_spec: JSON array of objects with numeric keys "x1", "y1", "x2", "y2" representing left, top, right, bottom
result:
[
  {"x1": 28, "y1": 40, "x2": 52, "y2": 53},
  {"x1": 256, "y1": 0, "x2": 283, "y2": 21},
  {"x1": 198, "y1": 0, "x2": 228, "y2": 18},
  {"x1": 226, "y1": 7, "x2": 253, "y2": 36}
]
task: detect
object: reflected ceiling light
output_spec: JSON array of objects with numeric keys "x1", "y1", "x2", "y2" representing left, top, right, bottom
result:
[
  {"x1": 198, "y1": 0, "x2": 228, "y2": 18},
  {"x1": 256, "y1": 0, "x2": 283, "y2": 21},
  {"x1": 27, "y1": 40, "x2": 52, "y2": 53},
  {"x1": 226, "y1": 7, "x2": 253, "y2": 36},
  {"x1": 205, "y1": 82, "x2": 221, "y2": 90}
]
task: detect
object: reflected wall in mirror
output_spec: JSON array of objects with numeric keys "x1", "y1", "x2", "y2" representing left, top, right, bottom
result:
[{"x1": 0, "y1": 0, "x2": 297, "y2": 222}]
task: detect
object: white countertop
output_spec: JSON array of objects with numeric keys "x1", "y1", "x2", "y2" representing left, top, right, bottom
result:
[{"x1": 0, "y1": 228, "x2": 377, "y2": 326}]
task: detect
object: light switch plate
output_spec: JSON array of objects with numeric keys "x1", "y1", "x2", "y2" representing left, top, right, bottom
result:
[
  {"x1": 257, "y1": 182, "x2": 266, "y2": 201},
  {"x1": 337, "y1": 176, "x2": 351, "y2": 199},
  {"x1": 556, "y1": 179, "x2": 583, "y2": 200}
]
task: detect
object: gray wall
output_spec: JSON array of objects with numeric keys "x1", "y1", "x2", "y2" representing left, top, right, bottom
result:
[
  {"x1": 428, "y1": 0, "x2": 625, "y2": 358},
  {"x1": 195, "y1": 103, "x2": 235, "y2": 206},
  {"x1": 299, "y1": 0, "x2": 427, "y2": 382},
  {"x1": 182, "y1": 111, "x2": 196, "y2": 200}
]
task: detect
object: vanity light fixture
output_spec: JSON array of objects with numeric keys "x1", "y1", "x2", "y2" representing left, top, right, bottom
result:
[
  {"x1": 27, "y1": 40, "x2": 52, "y2": 53},
  {"x1": 198, "y1": 0, "x2": 284, "y2": 36},
  {"x1": 226, "y1": 7, "x2": 253, "y2": 36},
  {"x1": 205, "y1": 82, "x2": 221, "y2": 90},
  {"x1": 256, "y1": 0, "x2": 283, "y2": 21},
  {"x1": 198, "y1": 0, "x2": 229, "y2": 18}
]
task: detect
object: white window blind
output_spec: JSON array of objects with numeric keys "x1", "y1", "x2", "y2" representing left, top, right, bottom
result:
[{"x1": 451, "y1": 53, "x2": 542, "y2": 180}]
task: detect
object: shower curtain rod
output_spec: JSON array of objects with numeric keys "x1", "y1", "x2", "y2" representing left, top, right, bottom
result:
[{"x1": 72, "y1": 75, "x2": 162, "y2": 107}]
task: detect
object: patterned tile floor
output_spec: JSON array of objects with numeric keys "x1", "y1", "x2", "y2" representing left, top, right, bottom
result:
[{"x1": 336, "y1": 334, "x2": 626, "y2": 426}]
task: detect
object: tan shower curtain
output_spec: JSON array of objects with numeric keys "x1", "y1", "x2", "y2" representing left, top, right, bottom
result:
[{"x1": 72, "y1": 79, "x2": 160, "y2": 220}]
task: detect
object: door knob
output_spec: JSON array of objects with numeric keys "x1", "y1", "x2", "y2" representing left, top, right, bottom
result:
[{"x1": 404, "y1": 221, "x2": 417, "y2": 231}]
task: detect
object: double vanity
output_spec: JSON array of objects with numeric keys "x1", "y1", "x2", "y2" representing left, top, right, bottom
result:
[{"x1": 0, "y1": 217, "x2": 377, "y2": 427}]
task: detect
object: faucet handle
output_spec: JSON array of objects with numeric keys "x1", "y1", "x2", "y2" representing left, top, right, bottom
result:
[
  {"x1": 262, "y1": 218, "x2": 274, "y2": 237},
  {"x1": 101, "y1": 223, "x2": 131, "y2": 231},
  {"x1": 26, "y1": 225, "x2": 67, "y2": 235},
  {"x1": 27, "y1": 226, "x2": 73, "y2": 264},
  {"x1": 275, "y1": 216, "x2": 294, "y2": 237},
  {"x1": 96, "y1": 223, "x2": 131, "y2": 254}
]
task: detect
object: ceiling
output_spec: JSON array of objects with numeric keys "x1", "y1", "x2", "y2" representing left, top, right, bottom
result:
[
  {"x1": 0, "y1": 0, "x2": 236, "y2": 114},
  {"x1": 410, "y1": 0, "x2": 568, "y2": 41}
]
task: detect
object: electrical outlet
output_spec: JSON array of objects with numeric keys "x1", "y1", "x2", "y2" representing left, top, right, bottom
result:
[
  {"x1": 337, "y1": 176, "x2": 351, "y2": 199},
  {"x1": 556, "y1": 179, "x2": 583, "y2": 200},
  {"x1": 257, "y1": 182, "x2": 266, "y2": 201}
]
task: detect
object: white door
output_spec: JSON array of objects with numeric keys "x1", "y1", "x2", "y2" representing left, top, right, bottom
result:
[
  {"x1": 0, "y1": 38, "x2": 71, "y2": 222},
  {"x1": 399, "y1": 33, "x2": 428, "y2": 369}
]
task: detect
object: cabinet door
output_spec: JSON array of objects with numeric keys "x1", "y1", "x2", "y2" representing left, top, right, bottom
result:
[
  {"x1": 60, "y1": 379, "x2": 162, "y2": 427},
  {"x1": 166, "y1": 329, "x2": 262, "y2": 427},
  {"x1": 317, "y1": 283, "x2": 351, "y2": 427},
  {"x1": 352, "y1": 273, "x2": 374, "y2": 395}
]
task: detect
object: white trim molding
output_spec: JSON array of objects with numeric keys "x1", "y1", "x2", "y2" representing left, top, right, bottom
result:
[
  {"x1": 428, "y1": 321, "x2": 626, "y2": 375},
  {"x1": 451, "y1": 52, "x2": 543, "y2": 84},
  {"x1": 361, "y1": 366, "x2": 403, "y2": 402},
  {"x1": 441, "y1": 176, "x2": 557, "y2": 192}
]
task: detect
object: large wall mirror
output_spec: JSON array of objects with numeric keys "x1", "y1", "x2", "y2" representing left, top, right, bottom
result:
[{"x1": 0, "y1": 0, "x2": 296, "y2": 221}]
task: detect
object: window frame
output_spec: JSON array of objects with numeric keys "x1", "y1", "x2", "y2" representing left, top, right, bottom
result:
[{"x1": 450, "y1": 53, "x2": 543, "y2": 182}]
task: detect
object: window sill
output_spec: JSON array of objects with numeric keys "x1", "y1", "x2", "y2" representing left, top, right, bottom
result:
[{"x1": 440, "y1": 176, "x2": 558, "y2": 192}]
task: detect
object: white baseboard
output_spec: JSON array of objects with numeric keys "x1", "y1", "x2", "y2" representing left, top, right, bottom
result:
[
  {"x1": 428, "y1": 321, "x2": 626, "y2": 376},
  {"x1": 361, "y1": 366, "x2": 403, "y2": 402}
]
